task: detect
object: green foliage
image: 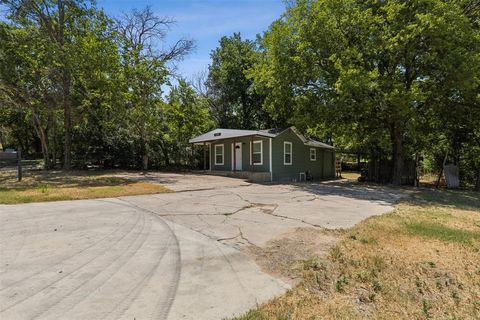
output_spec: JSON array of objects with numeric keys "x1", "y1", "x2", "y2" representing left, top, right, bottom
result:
[
  {"x1": 1, "y1": 0, "x2": 479, "y2": 184},
  {"x1": 0, "y1": 3, "x2": 200, "y2": 170},
  {"x1": 206, "y1": 32, "x2": 274, "y2": 129},
  {"x1": 253, "y1": 0, "x2": 480, "y2": 186},
  {"x1": 161, "y1": 80, "x2": 214, "y2": 166}
]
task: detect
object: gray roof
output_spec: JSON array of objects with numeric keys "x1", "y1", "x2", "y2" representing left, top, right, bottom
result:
[
  {"x1": 189, "y1": 129, "x2": 275, "y2": 144},
  {"x1": 305, "y1": 139, "x2": 335, "y2": 149},
  {"x1": 189, "y1": 126, "x2": 334, "y2": 149}
]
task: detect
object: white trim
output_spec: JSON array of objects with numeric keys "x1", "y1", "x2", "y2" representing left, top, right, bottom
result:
[
  {"x1": 310, "y1": 148, "x2": 317, "y2": 161},
  {"x1": 214, "y1": 144, "x2": 224, "y2": 165},
  {"x1": 284, "y1": 141, "x2": 292, "y2": 165},
  {"x1": 251, "y1": 140, "x2": 263, "y2": 165},
  {"x1": 209, "y1": 143, "x2": 212, "y2": 171},
  {"x1": 269, "y1": 138, "x2": 273, "y2": 181}
]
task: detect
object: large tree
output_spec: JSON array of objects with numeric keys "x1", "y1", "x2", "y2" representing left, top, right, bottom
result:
[
  {"x1": 1, "y1": 0, "x2": 118, "y2": 169},
  {"x1": 161, "y1": 80, "x2": 213, "y2": 166},
  {"x1": 116, "y1": 6, "x2": 194, "y2": 170},
  {"x1": 254, "y1": 0, "x2": 480, "y2": 184},
  {"x1": 206, "y1": 32, "x2": 272, "y2": 129}
]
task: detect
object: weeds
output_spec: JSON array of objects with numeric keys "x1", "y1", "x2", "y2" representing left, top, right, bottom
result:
[
  {"x1": 231, "y1": 188, "x2": 480, "y2": 320},
  {"x1": 422, "y1": 299, "x2": 432, "y2": 318},
  {"x1": 405, "y1": 221, "x2": 479, "y2": 244},
  {"x1": 335, "y1": 275, "x2": 348, "y2": 292}
]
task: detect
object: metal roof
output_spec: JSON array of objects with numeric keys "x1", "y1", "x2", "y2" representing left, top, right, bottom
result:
[
  {"x1": 189, "y1": 126, "x2": 334, "y2": 149},
  {"x1": 305, "y1": 139, "x2": 335, "y2": 149},
  {"x1": 189, "y1": 129, "x2": 275, "y2": 144}
]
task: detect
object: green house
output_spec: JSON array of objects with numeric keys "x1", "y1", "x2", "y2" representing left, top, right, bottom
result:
[{"x1": 189, "y1": 127, "x2": 335, "y2": 182}]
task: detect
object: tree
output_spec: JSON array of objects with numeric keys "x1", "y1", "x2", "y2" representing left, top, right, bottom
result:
[
  {"x1": 206, "y1": 33, "x2": 273, "y2": 129},
  {"x1": 1, "y1": 0, "x2": 118, "y2": 169},
  {"x1": 253, "y1": 0, "x2": 480, "y2": 185},
  {"x1": 0, "y1": 21, "x2": 58, "y2": 167},
  {"x1": 116, "y1": 6, "x2": 194, "y2": 170},
  {"x1": 162, "y1": 80, "x2": 213, "y2": 165}
]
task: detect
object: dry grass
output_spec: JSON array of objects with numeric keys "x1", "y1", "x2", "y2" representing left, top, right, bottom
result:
[
  {"x1": 233, "y1": 189, "x2": 480, "y2": 320},
  {"x1": 341, "y1": 171, "x2": 361, "y2": 181},
  {"x1": 0, "y1": 170, "x2": 170, "y2": 204}
]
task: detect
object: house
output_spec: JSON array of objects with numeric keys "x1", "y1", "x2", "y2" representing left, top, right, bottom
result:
[{"x1": 189, "y1": 126, "x2": 335, "y2": 182}]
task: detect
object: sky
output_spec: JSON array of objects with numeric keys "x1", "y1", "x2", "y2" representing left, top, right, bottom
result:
[{"x1": 97, "y1": 0, "x2": 286, "y2": 81}]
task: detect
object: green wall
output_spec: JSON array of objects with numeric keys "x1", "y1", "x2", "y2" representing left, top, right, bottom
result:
[
  {"x1": 208, "y1": 129, "x2": 335, "y2": 182},
  {"x1": 271, "y1": 128, "x2": 335, "y2": 181},
  {"x1": 210, "y1": 136, "x2": 270, "y2": 172}
]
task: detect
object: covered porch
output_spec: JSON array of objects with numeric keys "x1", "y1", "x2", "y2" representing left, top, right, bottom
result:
[{"x1": 189, "y1": 129, "x2": 274, "y2": 182}]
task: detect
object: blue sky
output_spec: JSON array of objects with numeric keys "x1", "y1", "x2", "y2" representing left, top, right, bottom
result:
[{"x1": 97, "y1": 0, "x2": 286, "y2": 81}]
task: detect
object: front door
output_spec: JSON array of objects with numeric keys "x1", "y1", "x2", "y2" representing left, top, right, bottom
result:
[{"x1": 232, "y1": 142, "x2": 242, "y2": 171}]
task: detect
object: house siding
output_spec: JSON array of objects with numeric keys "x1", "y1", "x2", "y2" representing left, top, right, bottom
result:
[
  {"x1": 272, "y1": 128, "x2": 335, "y2": 181},
  {"x1": 210, "y1": 136, "x2": 270, "y2": 172},
  {"x1": 207, "y1": 128, "x2": 335, "y2": 182}
]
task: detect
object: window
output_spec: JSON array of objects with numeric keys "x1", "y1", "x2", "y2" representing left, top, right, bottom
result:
[
  {"x1": 284, "y1": 142, "x2": 292, "y2": 165},
  {"x1": 310, "y1": 148, "x2": 317, "y2": 161},
  {"x1": 214, "y1": 144, "x2": 224, "y2": 165},
  {"x1": 252, "y1": 140, "x2": 263, "y2": 165}
]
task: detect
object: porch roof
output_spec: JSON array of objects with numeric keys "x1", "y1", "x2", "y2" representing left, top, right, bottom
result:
[
  {"x1": 189, "y1": 129, "x2": 275, "y2": 144},
  {"x1": 189, "y1": 126, "x2": 335, "y2": 150}
]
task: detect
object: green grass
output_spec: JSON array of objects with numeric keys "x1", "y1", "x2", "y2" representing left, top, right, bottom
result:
[
  {"x1": 405, "y1": 221, "x2": 479, "y2": 244},
  {"x1": 409, "y1": 188, "x2": 480, "y2": 211},
  {"x1": 227, "y1": 310, "x2": 268, "y2": 320}
]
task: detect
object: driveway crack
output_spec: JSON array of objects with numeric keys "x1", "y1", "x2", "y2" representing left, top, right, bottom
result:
[
  {"x1": 256, "y1": 203, "x2": 323, "y2": 229},
  {"x1": 217, "y1": 226, "x2": 255, "y2": 247}
]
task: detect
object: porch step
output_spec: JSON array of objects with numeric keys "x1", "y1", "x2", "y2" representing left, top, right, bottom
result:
[{"x1": 205, "y1": 171, "x2": 272, "y2": 183}]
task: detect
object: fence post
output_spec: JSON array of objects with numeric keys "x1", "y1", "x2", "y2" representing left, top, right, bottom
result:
[{"x1": 17, "y1": 148, "x2": 22, "y2": 182}]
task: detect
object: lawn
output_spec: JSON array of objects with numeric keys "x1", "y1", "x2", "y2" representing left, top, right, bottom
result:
[
  {"x1": 234, "y1": 188, "x2": 480, "y2": 320},
  {"x1": 0, "y1": 170, "x2": 170, "y2": 204}
]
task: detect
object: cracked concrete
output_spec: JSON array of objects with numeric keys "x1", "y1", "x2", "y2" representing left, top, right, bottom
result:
[
  {"x1": 118, "y1": 175, "x2": 409, "y2": 248},
  {"x1": 0, "y1": 173, "x2": 410, "y2": 320}
]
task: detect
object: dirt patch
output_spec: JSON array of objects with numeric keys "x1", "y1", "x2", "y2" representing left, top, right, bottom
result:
[{"x1": 245, "y1": 227, "x2": 339, "y2": 285}]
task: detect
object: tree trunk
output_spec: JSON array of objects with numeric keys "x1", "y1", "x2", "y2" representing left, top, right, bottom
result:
[
  {"x1": 49, "y1": 111, "x2": 57, "y2": 169},
  {"x1": 58, "y1": 0, "x2": 72, "y2": 170},
  {"x1": 62, "y1": 72, "x2": 72, "y2": 169},
  {"x1": 476, "y1": 168, "x2": 480, "y2": 191},
  {"x1": 142, "y1": 155, "x2": 148, "y2": 171},
  {"x1": 163, "y1": 149, "x2": 170, "y2": 167},
  {"x1": 391, "y1": 125, "x2": 405, "y2": 185},
  {"x1": 139, "y1": 126, "x2": 148, "y2": 171},
  {"x1": 31, "y1": 109, "x2": 51, "y2": 169}
]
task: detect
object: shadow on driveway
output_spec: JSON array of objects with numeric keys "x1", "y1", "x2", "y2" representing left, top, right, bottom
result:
[{"x1": 290, "y1": 179, "x2": 413, "y2": 205}]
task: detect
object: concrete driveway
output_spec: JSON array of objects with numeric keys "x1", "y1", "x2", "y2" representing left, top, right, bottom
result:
[{"x1": 0, "y1": 174, "x2": 406, "y2": 320}]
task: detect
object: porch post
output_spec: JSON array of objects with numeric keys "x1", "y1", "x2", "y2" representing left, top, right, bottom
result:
[
  {"x1": 250, "y1": 136, "x2": 254, "y2": 172},
  {"x1": 233, "y1": 137, "x2": 237, "y2": 173},
  {"x1": 203, "y1": 142, "x2": 206, "y2": 172}
]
